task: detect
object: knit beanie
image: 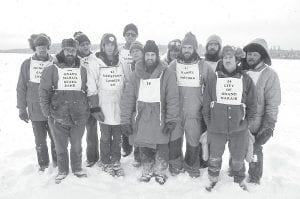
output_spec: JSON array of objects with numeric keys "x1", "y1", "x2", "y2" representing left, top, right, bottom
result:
[
  {"x1": 74, "y1": 31, "x2": 91, "y2": 45},
  {"x1": 144, "y1": 40, "x2": 159, "y2": 56},
  {"x1": 130, "y1": 41, "x2": 144, "y2": 53},
  {"x1": 206, "y1": 34, "x2": 222, "y2": 47},
  {"x1": 168, "y1": 39, "x2": 181, "y2": 51},
  {"x1": 123, "y1": 23, "x2": 138, "y2": 36},
  {"x1": 61, "y1": 38, "x2": 78, "y2": 49},
  {"x1": 182, "y1": 32, "x2": 198, "y2": 50}
]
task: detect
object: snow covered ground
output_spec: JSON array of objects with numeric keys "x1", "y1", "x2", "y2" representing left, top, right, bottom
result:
[{"x1": 0, "y1": 53, "x2": 299, "y2": 199}]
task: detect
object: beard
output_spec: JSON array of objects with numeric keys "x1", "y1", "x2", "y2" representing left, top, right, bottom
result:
[{"x1": 247, "y1": 57, "x2": 262, "y2": 69}]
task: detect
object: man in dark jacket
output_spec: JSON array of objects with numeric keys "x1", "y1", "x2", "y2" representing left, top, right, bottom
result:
[
  {"x1": 16, "y1": 33, "x2": 57, "y2": 172},
  {"x1": 39, "y1": 38, "x2": 89, "y2": 184},
  {"x1": 202, "y1": 46, "x2": 257, "y2": 191}
]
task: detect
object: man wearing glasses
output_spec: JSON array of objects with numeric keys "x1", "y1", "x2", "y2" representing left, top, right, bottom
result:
[{"x1": 120, "y1": 23, "x2": 139, "y2": 157}]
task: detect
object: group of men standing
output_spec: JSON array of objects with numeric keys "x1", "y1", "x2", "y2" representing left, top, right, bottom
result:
[{"x1": 16, "y1": 23, "x2": 281, "y2": 190}]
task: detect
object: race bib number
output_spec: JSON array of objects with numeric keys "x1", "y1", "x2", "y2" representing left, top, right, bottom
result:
[
  {"x1": 138, "y1": 76, "x2": 161, "y2": 103},
  {"x1": 29, "y1": 59, "x2": 52, "y2": 83},
  {"x1": 57, "y1": 67, "x2": 82, "y2": 91},
  {"x1": 176, "y1": 63, "x2": 200, "y2": 87},
  {"x1": 100, "y1": 67, "x2": 124, "y2": 91},
  {"x1": 216, "y1": 77, "x2": 243, "y2": 105}
]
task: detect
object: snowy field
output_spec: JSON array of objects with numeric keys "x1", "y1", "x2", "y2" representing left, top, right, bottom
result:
[{"x1": 0, "y1": 53, "x2": 299, "y2": 199}]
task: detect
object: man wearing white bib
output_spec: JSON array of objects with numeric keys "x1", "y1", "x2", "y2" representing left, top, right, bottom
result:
[
  {"x1": 120, "y1": 23, "x2": 139, "y2": 157},
  {"x1": 121, "y1": 40, "x2": 179, "y2": 185},
  {"x1": 202, "y1": 46, "x2": 257, "y2": 191},
  {"x1": 168, "y1": 32, "x2": 214, "y2": 178},
  {"x1": 89, "y1": 33, "x2": 125, "y2": 177},
  {"x1": 17, "y1": 33, "x2": 57, "y2": 172},
  {"x1": 243, "y1": 39, "x2": 281, "y2": 184},
  {"x1": 39, "y1": 39, "x2": 89, "y2": 183},
  {"x1": 74, "y1": 32, "x2": 99, "y2": 168}
]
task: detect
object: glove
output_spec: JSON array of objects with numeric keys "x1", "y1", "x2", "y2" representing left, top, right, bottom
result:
[
  {"x1": 90, "y1": 107, "x2": 105, "y2": 122},
  {"x1": 255, "y1": 128, "x2": 273, "y2": 146},
  {"x1": 19, "y1": 109, "x2": 29, "y2": 123},
  {"x1": 121, "y1": 124, "x2": 133, "y2": 136},
  {"x1": 162, "y1": 121, "x2": 177, "y2": 135}
]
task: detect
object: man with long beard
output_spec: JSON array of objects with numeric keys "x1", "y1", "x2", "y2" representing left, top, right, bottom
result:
[{"x1": 168, "y1": 32, "x2": 214, "y2": 178}]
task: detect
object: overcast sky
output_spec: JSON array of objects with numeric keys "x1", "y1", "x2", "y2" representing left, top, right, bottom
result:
[{"x1": 1, "y1": 0, "x2": 299, "y2": 50}]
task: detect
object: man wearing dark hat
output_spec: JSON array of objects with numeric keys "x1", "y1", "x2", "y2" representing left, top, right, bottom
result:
[
  {"x1": 74, "y1": 32, "x2": 99, "y2": 168},
  {"x1": 17, "y1": 33, "x2": 57, "y2": 172},
  {"x1": 120, "y1": 23, "x2": 139, "y2": 157},
  {"x1": 243, "y1": 38, "x2": 281, "y2": 184},
  {"x1": 120, "y1": 40, "x2": 179, "y2": 185},
  {"x1": 168, "y1": 32, "x2": 214, "y2": 178},
  {"x1": 162, "y1": 39, "x2": 181, "y2": 65},
  {"x1": 39, "y1": 38, "x2": 89, "y2": 183}
]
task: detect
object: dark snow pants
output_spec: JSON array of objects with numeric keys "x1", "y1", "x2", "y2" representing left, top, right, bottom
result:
[
  {"x1": 100, "y1": 124, "x2": 122, "y2": 164},
  {"x1": 169, "y1": 137, "x2": 183, "y2": 174},
  {"x1": 140, "y1": 144, "x2": 169, "y2": 176},
  {"x1": 208, "y1": 131, "x2": 248, "y2": 183},
  {"x1": 85, "y1": 115, "x2": 99, "y2": 163},
  {"x1": 248, "y1": 143, "x2": 263, "y2": 182},
  {"x1": 49, "y1": 118, "x2": 85, "y2": 174},
  {"x1": 31, "y1": 121, "x2": 57, "y2": 167}
]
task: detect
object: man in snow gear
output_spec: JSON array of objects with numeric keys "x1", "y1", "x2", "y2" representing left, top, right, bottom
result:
[
  {"x1": 39, "y1": 38, "x2": 89, "y2": 183},
  {"x1": 204, "y1": 34, "x2": 222, "y2": 72},
  {"x1": 162, "y1": 39, "x2": 181, "y2": 65},
  {"x1": 243, "y1": 38, "x2": 281, "y2": 184},
  {"x1": 120, "y1": 40, "x2": 179, "y2": 184},
  {"x1": 202, "y1": 45, "x2": 257, "y2": 191},
  {"x1": 74, "y1": 32, "x2": 99, "y2": 167},
  {"x1": 120, "y1": 23, "x2": 139, "y2": 157},
  {"x1": 168, "y1": 32, "x2": 214, "y2": 177},
  {"x1": 88, "y1": 33, "x2": 125, "y2": 177},
  {"x1": 17, "y1": 33, "x2": 57, "y2": 172}
]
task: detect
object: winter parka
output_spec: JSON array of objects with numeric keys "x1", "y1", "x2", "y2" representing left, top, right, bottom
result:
[
  {"x1": 17, "y1": 55, "x2": 53, "y2": 121},
  {"x1": 168, "y1": 57, "x2": 214, "y2": 140},
  {"x1": 202, "y1": 65, "x2": 257, "y2": 134},
  {"x1": 244, "y1": 63, "x2": 281, "y2": 133},
  {"x1": 120, "y1": 60, "x2": 179, "y2": 148},
  {"x1": 39, "y1": 60, "x2": 89, "y2": 126}
]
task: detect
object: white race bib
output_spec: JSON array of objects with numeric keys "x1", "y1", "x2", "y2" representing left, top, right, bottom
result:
[
  {"x1": 29, "y1": 59, "x2": 52, "y2": 83},
  {"x1": 137, "y1": 73, "x2": 162, "y2": 103},
  {"x1": 176, "y1": 62, "x2": 200, "y2": 87},
  {"x1": 216, "y1": 75, "x2": 243, "y2": 105},
  {"x1": 99, "y1": 66, "x2": 124, "y2": 91},
  {"x1": 56, "y1": 66, "x2": 82, "y2": 91},
  {"x1": 120, "y1": 48, "x2": 133, "y2": 67}
]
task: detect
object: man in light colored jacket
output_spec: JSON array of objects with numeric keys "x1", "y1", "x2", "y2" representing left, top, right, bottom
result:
[{"x1": 243, "y1": 38, "x2": 281, "y2": 184}]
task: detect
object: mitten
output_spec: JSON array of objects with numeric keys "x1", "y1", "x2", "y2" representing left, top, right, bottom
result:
[
  {"x1": 121, "y1": 124, "x2": 133, "y2": 136},
  {"x1": 255, "y1": 128, "x2": 273, "y2": 146},
  {"x1": 162, "y1": 121, "x2": 177, "y2": 135},
  {"x1": 19, "y1": 109, "x2": 29, "y2": 123},
  {"x1": 90, "y1": 107, "x2": 105, "y2": 122}
]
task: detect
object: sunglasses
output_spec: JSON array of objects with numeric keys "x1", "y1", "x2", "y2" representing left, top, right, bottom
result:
[{"x1": 125, "y1": 32, "x2": 137, "y2": 37}]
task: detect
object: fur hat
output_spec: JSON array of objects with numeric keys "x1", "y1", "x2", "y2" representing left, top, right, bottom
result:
[
  {"x1": 130, "y1": 41, "x2": 144, "y2": 53},
  {"x1": 243, "y1": 38, "x2": 271, "y2": 65},
  {"x1": 206, "y1": 34, "x2": 222, "y2": 47},
  {"x1": 123, "y1": 23, "x2": 138, "y2": 36},
  {"x1": 61, "y1": 38, "x2": 78, "y2": 49},
  {"x1": 74, "y1": 31, "x2": 91, "y2": 45},
  {"x1": 28, "y1": 33, "x2": 51, "y2": 51},
  {"x1": 144, "y1": 40, "x2": 159, "y2": 56},
  {"x1": 182, "y1": 32, "x2": 198, "y2": 50},
  {"x1": 168, "y1": 39, "x2": 181, "y2": 51}
]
